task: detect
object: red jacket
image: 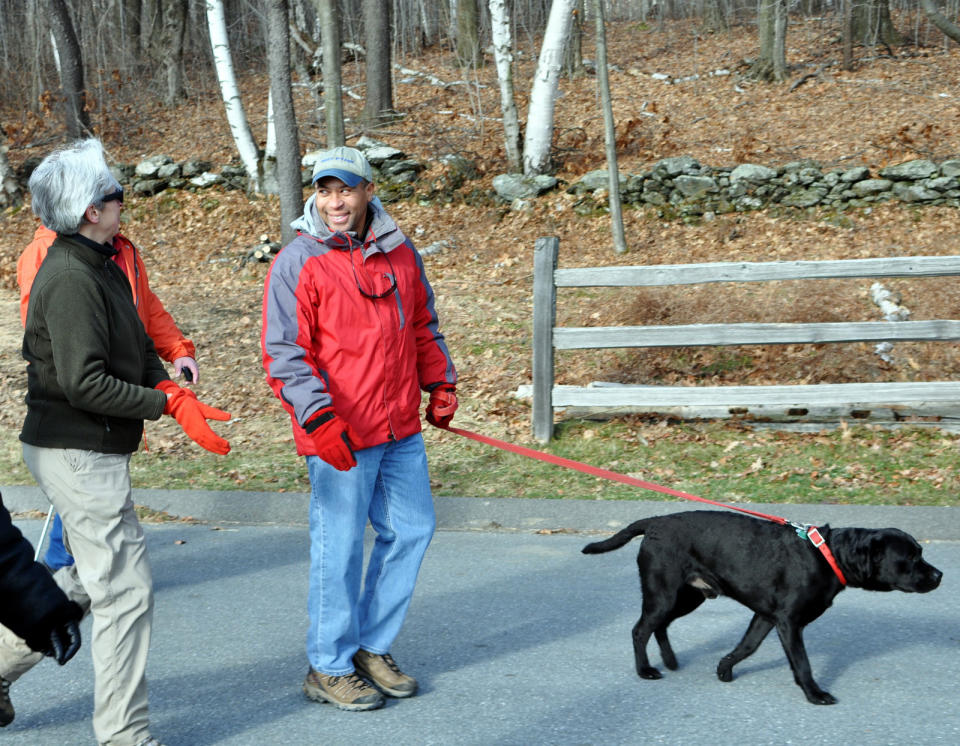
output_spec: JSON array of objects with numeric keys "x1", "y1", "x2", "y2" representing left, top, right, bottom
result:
[
  {"x1": 261, "y1": 203, "x2": 456, "y2": 454},
  {"x1": 18, "y1": 225, "x2": 195, "y2": 363}
]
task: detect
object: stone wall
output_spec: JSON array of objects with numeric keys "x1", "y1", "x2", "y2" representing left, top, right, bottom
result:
[
  {"x1": 562, "y1": 156, "x2": 960, "y2": 218},
  {"x1": 30, "y1": 140, "x2": 956, "y2": 218}
]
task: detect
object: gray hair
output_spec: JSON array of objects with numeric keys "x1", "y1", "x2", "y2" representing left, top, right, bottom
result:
[{"x1": 28, "y1": 138, "x2": 122, "y2": 234}]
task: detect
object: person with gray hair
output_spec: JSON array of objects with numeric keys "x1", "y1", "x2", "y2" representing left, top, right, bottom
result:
[{"x1": 0, "y1": 138, "x2": 231, "y2": 746}]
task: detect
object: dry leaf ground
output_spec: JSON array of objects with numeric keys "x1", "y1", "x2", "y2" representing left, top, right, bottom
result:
[{"x1": 1, "y1": 18, "x2": 960, "y2": 500}]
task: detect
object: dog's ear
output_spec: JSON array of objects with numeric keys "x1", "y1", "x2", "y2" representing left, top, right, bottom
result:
[{"x1": 831, "y1": 528, "x2": 875, "y2": 588}]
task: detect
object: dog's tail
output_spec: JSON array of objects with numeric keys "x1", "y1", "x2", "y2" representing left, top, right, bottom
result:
[{"x1": 581, "y1": 520, "x2": 648, "y2": 554}]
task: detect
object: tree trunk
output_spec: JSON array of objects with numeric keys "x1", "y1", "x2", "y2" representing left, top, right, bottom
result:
[
  {"x1": 205, "y1": 0, "x2": 262, "y2": 192},
  {"x1": 122, "y1": 0, "x2": 143, "y2": 62},
  {"x1": 362, "y1": 0, "x2": 396, "y2": 125},
  {"x1": 919, "y1": 0, "x2": 960, "y2": 44},
  {"x1": 850, "y1": 0, "x2": 901, "y2": 48},
  {"x1": 0, "y1": 127, "x2": 23, "y2": 210},
  {"x1": 456, "y1": 0, "x2": 480, "y2": 68},
  {"x1": 751, "y1": 0, "x2": 788, "y2": 82},
  {"x1": 46, "y1": 0, "x2": 90, "y2": 138},
  {"x1": 489, "y1": 0, "x2": 521, "y2": 172},
  {"x1": 700, "y1": 0, "x2": 728, "y2": 32},
  {"x1": 160, "y1": 0, "x2": 188, "y2": 105},
  {"x1": 523, "y1": 0, "x2": 577, "y2": 176},
  {"x1": 592, "y1": 0, "x2": 626, "y2": 254},
  {"x1": 843, "y1": 0, "x2": 854, "y2": 70},
  {"x1": 314, "y1": 0, "x2": 345, "y2": 146},
  {"x1": 265, "y1": 0, "x2": 302, "y2": 245},
  {"x1": 564, "y1": 0, "x2": 584, "y2": 77}
]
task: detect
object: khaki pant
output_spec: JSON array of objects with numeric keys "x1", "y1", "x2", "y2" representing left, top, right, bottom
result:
[{"x1": 0, "y1": 444, "x2": 154, "y2": 746}]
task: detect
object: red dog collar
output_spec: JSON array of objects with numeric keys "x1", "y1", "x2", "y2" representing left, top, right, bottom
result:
[{"x1": 805, "y1": 526, "x2": 847, "y2": 585}]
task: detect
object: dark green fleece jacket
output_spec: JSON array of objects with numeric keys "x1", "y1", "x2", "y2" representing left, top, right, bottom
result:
[{"x1": 20, "y1": 233, "x2": 169, "y2": 454}]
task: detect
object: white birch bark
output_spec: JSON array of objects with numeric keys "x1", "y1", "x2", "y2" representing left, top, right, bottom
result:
[
  {"x1": 522, "y1": 0, "x2": 577, "y2": 176},
  {"x1": 205, "y1": 0, "x2": 261, "y2": 192},
  {"x1": 488, "y1": 0, "x2": 521, "y2": 172}
]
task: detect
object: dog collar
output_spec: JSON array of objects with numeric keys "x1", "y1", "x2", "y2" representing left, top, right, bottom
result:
[{"x1": 796, "y1": 525, "x2": 847, "y2": 585}]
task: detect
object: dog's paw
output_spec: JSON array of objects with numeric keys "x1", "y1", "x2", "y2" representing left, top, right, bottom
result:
[
  {"x1": 717, "y1": 659, "x2": 734, "y2": 682},
  {"x1": 805, "y1": 689, "x2": 838, "y2": 705},
  {"x1": 662, "y1": 653, "x2": 679, "y2": 671},
  {"x1": 638, "y1": 666, "x2": 663, "y2": 680}
]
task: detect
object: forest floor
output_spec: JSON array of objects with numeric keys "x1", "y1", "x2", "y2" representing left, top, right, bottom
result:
[{"x1": 1, "y1": 17, "x2": 960, "y2": 503}]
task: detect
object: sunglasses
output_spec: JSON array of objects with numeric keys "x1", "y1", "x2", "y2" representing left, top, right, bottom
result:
[{"x1": 101, "y1": 188, "x2": 124, "y2": 204}]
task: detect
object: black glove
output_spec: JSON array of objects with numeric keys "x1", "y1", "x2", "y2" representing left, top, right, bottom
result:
[{"x1": 24, "y1": 601, "x2": 83, "y2": 665}]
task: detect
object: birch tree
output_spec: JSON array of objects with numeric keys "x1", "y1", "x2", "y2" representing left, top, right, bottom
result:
[
  {"x1": 489, "y1": 0, "x2": 521, "y2": 172},
  {"x1": 205, "y1": 0, "x2": 262, "y2": 192},
  {"x1": 523, "y1": 0, "x2": 577, "y2": 176}
]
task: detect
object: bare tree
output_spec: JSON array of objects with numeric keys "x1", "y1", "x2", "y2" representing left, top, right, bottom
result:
[
  {"x1": 0, "y1": 126, "x2": 23, "y2": 210},
  {"x1": 47, "y1": 0, "x2": 91, "y2": 138},
  {"x1": 850, "y1": 0, "x2": 901, "y2": 48},
  {"x1": 206, "y1": 0, "x2": 262, "y2": 191},
  {"x1": 362, "y1": 0, "x2": 397, "y2": 124},
  {"x1": 593, "y1": 0, "x2": 626, "y2": 254},
  {"x1": 523, "y1": 0, "x2": 578, "y2": 175},
  {"x1": 751, "y1": 0, "x2": 788, "y2": 82},
  {"x1": 489, "y1": 0, "x2": 521, "y2": 172},
  {"x1": 265, "y1": 0, "x2": 302, "y2": 244},
  {"x1": 919, "y1": 0, "x2": 960, "y2": 44},
  {"x1": 314, "y1": 0, "x2": 345, "y2": 146},
  {"x1": 456, "y1": 0, "x2": 480, "y2": 67},
  {"x1": 158, "y1": 0, "x2": 188, "y2": 105}
]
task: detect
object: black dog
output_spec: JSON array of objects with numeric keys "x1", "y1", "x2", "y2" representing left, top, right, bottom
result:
[{"x1": 582, "y1": 510, "x2": 942, "y2": 704}]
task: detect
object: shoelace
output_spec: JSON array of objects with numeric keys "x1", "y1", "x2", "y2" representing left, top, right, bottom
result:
[
  {"x1": 329, "y1": 673, "x2": 371, "y2": 695},
  {"x1": 379, "y1": 654, "x2": 403, "y2": 674}
]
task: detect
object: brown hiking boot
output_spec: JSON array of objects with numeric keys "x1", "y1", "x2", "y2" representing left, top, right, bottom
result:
[
  {"x1": 302, "y1": 668, "x2": 384, "y2": 711},
  {"x1": 353, "y1": 650, "x2": 418, "y2": 698},
  {"x1": 0, "y1": 677, "x2": 13, "y2": 727}
]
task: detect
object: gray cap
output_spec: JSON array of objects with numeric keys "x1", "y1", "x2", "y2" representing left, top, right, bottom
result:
[{"x1": 311, "y1": 146, "x2": 373, "y2": 187}]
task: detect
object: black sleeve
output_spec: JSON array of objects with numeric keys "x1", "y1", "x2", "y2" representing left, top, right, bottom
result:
[{"x1": 0, "y1": 495, "x2": 78, "y2": 645}]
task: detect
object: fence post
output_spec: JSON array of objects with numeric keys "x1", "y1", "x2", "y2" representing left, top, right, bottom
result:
[{"x1": 532, "y1": 236, "x2": 559, "y2": 441}]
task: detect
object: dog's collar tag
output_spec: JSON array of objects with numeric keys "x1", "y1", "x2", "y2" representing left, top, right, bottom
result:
[
  {"x1": 804, "y1": 526, "x2": 848, "y2": 586},
  {"x1": 806, "y1": 527, "x2": 826, "y2": 547}
]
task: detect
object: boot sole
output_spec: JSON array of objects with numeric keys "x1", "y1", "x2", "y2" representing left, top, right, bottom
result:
[
  {"x1": 302, "y1": 682, "x2": 384, "y2": 711},
  {"x1": 368, "y1": 681, "x2": 417, "y2": 698}
]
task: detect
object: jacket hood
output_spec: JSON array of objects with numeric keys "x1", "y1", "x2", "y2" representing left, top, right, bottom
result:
[{"x1": 290, "y1": 194, "x2": 404, "y2": 253}]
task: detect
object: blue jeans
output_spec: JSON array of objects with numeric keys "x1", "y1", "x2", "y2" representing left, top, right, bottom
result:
[
  {"x1": 43, "y1": 513, "x2": 76, "y2": 570},
  {"x1": 306, "y1": 432, "x2": 435, "y2": 675}
]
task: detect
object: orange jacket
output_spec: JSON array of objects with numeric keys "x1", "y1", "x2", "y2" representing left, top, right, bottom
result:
[{"x1": 18, "y1": 225, "x2": 195, "y2": 363}]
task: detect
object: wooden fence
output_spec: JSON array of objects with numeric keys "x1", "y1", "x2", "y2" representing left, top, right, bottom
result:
[{"x1": 530, "y1": 236, "x2": 960, "y2": 441}]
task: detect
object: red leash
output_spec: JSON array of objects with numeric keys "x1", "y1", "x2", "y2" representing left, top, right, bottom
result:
[{"x1": 440, "y1": 425, "x2": 847, "y2": 585}]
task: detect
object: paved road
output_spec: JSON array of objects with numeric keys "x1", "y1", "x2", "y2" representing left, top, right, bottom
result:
[{"x1": 2, "y1": 488, "x2": 959, "y2": 745}]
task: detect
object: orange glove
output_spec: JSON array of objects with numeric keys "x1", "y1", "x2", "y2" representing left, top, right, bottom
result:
[
  {"x1": 155, "y1": 380, "x2": 231, "y2": 455},
  {"x1": 426, "y1": 384, "x2": 457, "y2": 428},
  {"x1": 305, "y1": 407, "x2": 360, "y2": 471}
]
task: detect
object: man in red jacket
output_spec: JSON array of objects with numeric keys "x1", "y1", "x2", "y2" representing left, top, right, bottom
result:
[
  {"x1": 18, "y1": 225, "x2": 199, "y2": 573},
  {"x1": 262, "y1": 146, "x2": 458, "y2": 712}
]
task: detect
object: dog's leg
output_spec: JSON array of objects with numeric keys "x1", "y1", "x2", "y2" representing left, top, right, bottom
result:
[
  {"x1": 717, "y1": 613, "x2": 774, "y2": 682},
  {"x1": 631, "y1": 615, "x2": 663, "y2": 679},
  {"x1": 775, "y1": 621, "x2": 837, "y2": 705},
  {"x1": 655, "y1": 586, "x2": 705, "y2": 670}
]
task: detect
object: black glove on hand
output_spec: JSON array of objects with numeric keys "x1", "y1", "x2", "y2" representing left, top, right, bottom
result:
[
  {"x1": 24, "y1": 600, "x2": 83, "y2": 665},
  {"x1": 47, "y1": 616, "x2": 82, "y2": 665}
]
